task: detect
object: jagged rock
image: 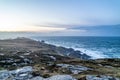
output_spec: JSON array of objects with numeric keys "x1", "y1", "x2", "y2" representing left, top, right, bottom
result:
[
  {"x1": 57, "y1": 64, "x2": 91, "y2": 74},
  {"x1": 49, "y1": 56, "x2": 56, "y2": 61},
  {"x1": 41, "y1": 67, "x2": 45, "y2": 70},
  {"x1": 10, "y1": 66, "x2": 33, "y2": 74},
  {"x1": 0, "y1": 67, "x2": 77, "y2": 80},
  {"x1": 0, "y1": 66, "x2": 33, "y2": 80},
  {"x1": 41, "y1": 40, "x2": 45, "y2": 43},
  {"x1": 0, "y1": 70, "x2": 10, "y2": 80},
  {"x1": 0, "y1": 66, "x2": 120, "y2": 80}
]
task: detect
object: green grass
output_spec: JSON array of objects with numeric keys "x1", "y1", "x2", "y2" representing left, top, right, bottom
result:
[{"x1": 0, "y1": 66, "x2": 5, "y2": 70}]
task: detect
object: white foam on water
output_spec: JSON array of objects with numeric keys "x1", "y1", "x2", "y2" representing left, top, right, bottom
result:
[
  {"x1": 74, "y1": 48, "x2": 109, "y2": 59},
  {"x1": 37, "y1": 40, "x2": 109, "y2": 59}
]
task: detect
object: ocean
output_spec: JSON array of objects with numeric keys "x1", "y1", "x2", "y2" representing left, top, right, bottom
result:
[
  {"x1": 31, "y1": 36, "x2": 120, "y2": 59},
  {"x1": 0, "y1": 32, "x2": 120, "y2": 59}
]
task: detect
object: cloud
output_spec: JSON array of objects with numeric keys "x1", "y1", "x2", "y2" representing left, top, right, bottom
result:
[
  {"x1": 32, "y1": 23, "x2": 87, "y2": 32},
  {"x1": 31, "y1": 23, "x2": 120, "y2": 36},
  {"x1": 32, "y1": 23, "x2": 87, "y2": 30}
]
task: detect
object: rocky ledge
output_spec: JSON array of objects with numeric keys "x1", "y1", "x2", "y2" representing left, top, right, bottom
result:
[
  {"x1": 0, "y1": 37, "x2": 90, "y2": 59},
  {"x1": 0, "y1": 66, "x2": 119, "y2": 80}
]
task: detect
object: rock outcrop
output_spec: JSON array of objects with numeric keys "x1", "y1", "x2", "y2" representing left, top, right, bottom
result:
[
  {"x1": 0, "y1": 66, "x2": 33, "y2": 80},
  {"x1": 0, "y1": 66, "x2": 119, "y2": 80},
  {"x1": 56, "y1": 64, "x2": 91, "y2": 74},
  {"x1": 0, "y1": 37, "x2": 91, "y2": 60},
  {"x1": 0, "y1": 66, "x2": 76, "y2": 80}
]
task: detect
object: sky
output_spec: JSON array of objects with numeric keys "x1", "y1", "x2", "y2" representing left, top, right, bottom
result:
[{"x1": 0, "y1": 0, "x2": 120, "y2": 36}]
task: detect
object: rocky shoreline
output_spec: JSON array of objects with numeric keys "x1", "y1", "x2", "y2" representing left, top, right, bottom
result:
[
  {"x1": 0, "y1": 37, "x2": 120, "y2": 80},
  {"x1": 0, "y1": 66, "x2": 119, "y2": 80}
]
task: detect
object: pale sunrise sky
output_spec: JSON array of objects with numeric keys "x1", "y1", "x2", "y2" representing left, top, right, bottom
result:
[{"x1": 0, "y1": 0, "x2": 120, "y2": 36}]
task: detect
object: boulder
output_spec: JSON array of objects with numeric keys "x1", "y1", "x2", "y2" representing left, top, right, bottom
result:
[
  {"x1": 0, "y1": 70, "x2": 10, "y2": 80},
  {"x1": 0, "y1": 66, "x2": 33, "y2": 80}
]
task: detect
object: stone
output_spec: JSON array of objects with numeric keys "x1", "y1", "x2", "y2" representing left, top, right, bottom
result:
[
  {"x1": 57, "y1": 64, "x2": 91, "y2": 74},
  {"x1": 41, "y1": 67, "x2": 45, "y2": 70},
  {"x1": 0, "y1": 70, "x2": 10, "y2": 80}
]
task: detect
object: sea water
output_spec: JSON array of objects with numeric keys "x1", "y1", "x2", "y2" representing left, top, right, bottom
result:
[
  {"x1": 0, "y1": 32, "x2": 120, "y2": 59},
  {"x1": 32, "y1": 36, "x2": 120, "y2": 59}
]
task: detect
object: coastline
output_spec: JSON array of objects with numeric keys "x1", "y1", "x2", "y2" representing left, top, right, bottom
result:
[
  {"x1": 31, "y1": 36, "x2": 120, "y2": 59},
  {"x1": 0, "y1": 37, "x2": 120, "y2": 80}
]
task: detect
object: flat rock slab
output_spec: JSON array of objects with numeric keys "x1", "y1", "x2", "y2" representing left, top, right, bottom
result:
[{"x1": 57, "y1": 64, "x2": 91, "y2": 74}]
